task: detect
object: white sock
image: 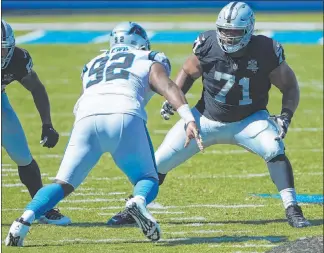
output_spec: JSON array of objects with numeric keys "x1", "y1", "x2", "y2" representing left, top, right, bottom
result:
[
  {"x1": 133, "y1": 195, "x2": 146, "y2": 205},
  {"x1": 21, "y1": 210, "x2": 36, "y2": 224},
  {"x1": 280, "y1": 188, "x2": 297, "y2": 209}
]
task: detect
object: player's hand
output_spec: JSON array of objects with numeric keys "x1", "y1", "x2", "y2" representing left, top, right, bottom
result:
[
  {"x1": 160, "y1": 100, "x2": 175, "y2": 120},
  {"x1": 40, "y1": 124, "x2": 59, "y2": 148},
  {"x1": 184, "y1": 121, "x2": 204, "y2": 152},
  {"x1": 269, "y1": 114, "x2": 291, "y2": 141}
]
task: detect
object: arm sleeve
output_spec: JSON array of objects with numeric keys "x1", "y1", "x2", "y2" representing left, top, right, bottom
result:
[{"x1": 148, "y1": 51, "x2": 171, "y2": 76}]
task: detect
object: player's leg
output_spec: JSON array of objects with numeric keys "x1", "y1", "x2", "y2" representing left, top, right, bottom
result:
[
  {"x1": 5, "y1": 116, "x2": 102, "y2": 246},
  {"x1": 111, "y1": 114, "x2": 160, "y2": 241},
  {"x1": 156, "y1": 107, "x2": 233, "y2": 184},
  {"x1": 233, "y1": 110, "x2": 310, "y2": 228},
  {"x1": 107, "y1": 107, "x2": 230, "y2": 226},
  {"x1": 1, "y1": 92, "x2": 42, "y2": 197},
  {"x1": 1, "y1": 92, "x2": 70, "y2": 226}
]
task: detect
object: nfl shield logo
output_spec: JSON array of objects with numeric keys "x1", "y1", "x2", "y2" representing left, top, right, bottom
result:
[{"x1": 247, "y1": 59, "x2": 259, "y2": 73}]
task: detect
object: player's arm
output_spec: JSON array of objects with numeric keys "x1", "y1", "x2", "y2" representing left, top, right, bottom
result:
[
  {"x1": 20, "y1": 70, "x2": 53, "y2": 125},
  {"x1": 149, "y1": 62, "x2": 204, "y2": 150},
  {"x1": 268, "y1": 40, "x2": 299, "y2": 140},
  {"x1": 150, "y1": 62, "x2": 191, "y2": 111},
  {"x1": 175, "y1": 54, "x2": 203, "y2": 94},
  {"x1": 161, "y1": 33, "x2": 206, "y2": 120},
  {"x1": 270, "y1": 61, "x2": 300, "y2": 118},
  {"x1": 20, "y1": 70, "x2": 59, "y2": 147}
]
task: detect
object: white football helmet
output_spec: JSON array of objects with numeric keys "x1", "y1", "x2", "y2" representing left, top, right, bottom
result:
[
  {"x1": 110, "y1": 22, "x2": 150, "y2": 51},
  {"x1": 216, "y1": 2, "x2": 255, "y2": 53},
  {"x1": 2, "y1": 19, "x2": 15, "y2": 69}
]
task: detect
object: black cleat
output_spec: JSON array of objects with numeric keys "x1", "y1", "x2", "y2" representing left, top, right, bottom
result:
[
  {"x1": 285, "y1": 205, "x2": 311, "y2": 228},
  {"x1": 38, "y1": 208, "x2": 71, "y2": 226},
  {"x1": 107, "y1": 208, "x2": 137, "y2": 226}
]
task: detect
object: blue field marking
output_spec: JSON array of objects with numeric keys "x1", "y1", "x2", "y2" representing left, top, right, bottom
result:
[
  {"x1": 253, "y1": 194, "x2": 324, "y2": 204},
  {"x1": 19, "y1": 31, "x2": 323, "y2": 45}
]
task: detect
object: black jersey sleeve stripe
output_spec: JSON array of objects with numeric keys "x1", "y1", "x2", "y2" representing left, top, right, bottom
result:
[
  {"x1": 148, "y1": 51, "x2": 159, "y2": 61},
  {"x1": 227, "y1": 1, "x2": 238, "y2": 23}
]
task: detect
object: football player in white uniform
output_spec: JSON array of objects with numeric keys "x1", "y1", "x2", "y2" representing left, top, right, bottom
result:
[{"x1": 5, "y1": 22, "x2": 203, "y2": 246}]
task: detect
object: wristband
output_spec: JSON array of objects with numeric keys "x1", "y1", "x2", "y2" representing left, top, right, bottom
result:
[
  {"x1": 177, "y1": 104, "x2": 195, "y2": 124},
  {"x1": 281, "y1": 108, "x2": 293, "y2": 122}
]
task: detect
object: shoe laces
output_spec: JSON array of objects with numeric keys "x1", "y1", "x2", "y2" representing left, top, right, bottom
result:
[
  {"x1": 287, "y1": 205, "x2": 304, "y2": 219},
  {"x1": 44, "y1": 208, "x2": 64, "y2": 220}
]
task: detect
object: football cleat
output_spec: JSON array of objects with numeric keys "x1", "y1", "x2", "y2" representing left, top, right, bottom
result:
[
  {"x1": 5, "y1": 218, "x2": 30, "y2": 247},
  {"x1": 107, "y1": 208, "x2": 137, "y2": 226},
  {"x1": 285, "y1": 205, "x2": 311, "y2": 228},
  {"x1": 37, "y1": 208, "x2": 71, "y2": 226},
  {"x1": 126, "y1": 196, "x2": 161, "y2": 241}
]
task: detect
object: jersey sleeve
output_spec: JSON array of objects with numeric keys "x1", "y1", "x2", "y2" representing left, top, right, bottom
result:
[
  {"x1": 16, "y1": 48, "x2": 33, "y2": 81},
  {"x1": 81, "y1": 64, "x2": 88, "y2": 80},
  {"x1": 148, "y1": 51, "x2": 171, "y2": 76},
  {"x1": 268, "y1": 39, "x2": 286, "y2": 72},
  {"x1": 192, "y1": 31, "x2": 213, "y2": 64}
]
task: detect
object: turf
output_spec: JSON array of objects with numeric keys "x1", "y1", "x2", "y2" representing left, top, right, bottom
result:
[{"x1": 3, "y1": 12, "x2": 323, "y2": 23}]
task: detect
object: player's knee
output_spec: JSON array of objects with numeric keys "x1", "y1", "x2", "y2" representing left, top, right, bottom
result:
[
  {"x1": 158, "y1": 173, "x2": 167, "y2": 186},
  {"x1": 268, "y1": 154, "x2": 286, "y2": 163},
  {"x1": 258, "y1": 140, "x2": 285, "y2": 162},
  {"x1": 53, "y1": 179, "x2": 75, "y2": 197}
]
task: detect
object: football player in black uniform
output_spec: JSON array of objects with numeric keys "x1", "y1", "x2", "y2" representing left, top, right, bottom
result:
[
  {"x1": 107, "y1": 2, "x2": 310, "y2": 228},
  {"x1": 2, "y1": 19, "x2": 71, "y2": 225}
]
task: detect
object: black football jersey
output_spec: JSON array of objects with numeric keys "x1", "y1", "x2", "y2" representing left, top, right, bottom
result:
[
  {"x1": 193, "y1": 30, "x2": 285, "y2": 122},
  {"x1": 1, "y1": 47, "x2": 33, "y2": 91}
]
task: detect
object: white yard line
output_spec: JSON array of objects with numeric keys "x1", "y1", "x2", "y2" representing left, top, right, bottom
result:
[
  {"x1": 70, "y1": 192, "x2": 125, "y2": 196},
  {"x1": 1, "y1": 203, "x2": 270, "y2": 211},
  {"x1": 209, "y1": 243, "x2": 276, "y2": 248},
  {"x1": 61, "y1": 198, "x2": 125, "y2": 203},
  {"x1": 170, "y1": 216, "x2": 206, "y2": 221},
  {"x1": 15, "y1": 30, "x2": 46, "y2": 44}
]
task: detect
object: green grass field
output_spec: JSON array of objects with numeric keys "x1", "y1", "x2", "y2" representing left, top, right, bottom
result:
[
  {"x1": 3, "y1": 13, "x2": 323, "y2": 23},
  {"x1": 1, "y1": 14, "x2": 323, "y2": 253}
]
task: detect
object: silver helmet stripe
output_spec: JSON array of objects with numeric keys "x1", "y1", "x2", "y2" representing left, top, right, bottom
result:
[{"x1": 227, "y1": 1, "x2": 239, "y2": 23}]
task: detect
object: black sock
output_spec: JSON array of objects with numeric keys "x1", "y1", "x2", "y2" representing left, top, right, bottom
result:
[
  {"x1": 18, "y1": 159, "x2": 43, "y2": 198},
  {"x1": 158, "y1": 173, "x2": 167, "y2": 186},
  {"x1": 267, "y1": 154, "x2": 294, "y2": 191}
]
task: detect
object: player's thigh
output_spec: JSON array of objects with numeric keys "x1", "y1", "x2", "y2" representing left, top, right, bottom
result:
[
  {"x1": 56, "y1": 116, "x2": 102, "y2": 189},
  {"x1": 234, "y1": 110, "x2": 285, "y2": 162},
  {"x1": 1, "y1": 92, "x2": 32, "y2": 166},
  {"x1": 156, "y1": 107, "x2": 224, "y2": 174},
  {"x1": 112, "y1": 114, "x2": 158, "y2": 185}
]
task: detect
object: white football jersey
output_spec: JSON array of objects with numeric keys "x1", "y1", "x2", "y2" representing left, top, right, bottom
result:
[{"x1": 74, "y1": 47, "x2": 171, "y2": 122}]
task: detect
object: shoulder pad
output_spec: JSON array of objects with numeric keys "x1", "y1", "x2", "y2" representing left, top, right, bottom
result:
[
  {"x1": 192, "y1": 30, "x2": 214, "y2": 60},
  {"x1": 148, "y1": 51, "x2": 171, "y2": 76},
  {"x1": 272, "y1": 39, "x2": 285, "y2": 65},
  {"x1": 17, "y1": 47, "x2": 33, "y2": 74}
]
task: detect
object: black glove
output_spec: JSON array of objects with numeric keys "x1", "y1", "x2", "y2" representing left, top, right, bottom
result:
[
  {"x1": 270, "y1": 109, "x2": 293, "y2": 141},
  {"x1": 41, "y1": 124, "x2": 59, "y2": 148},
  {"x1": 160, "y1": 100, "x2": 175, "y2": 120}
]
